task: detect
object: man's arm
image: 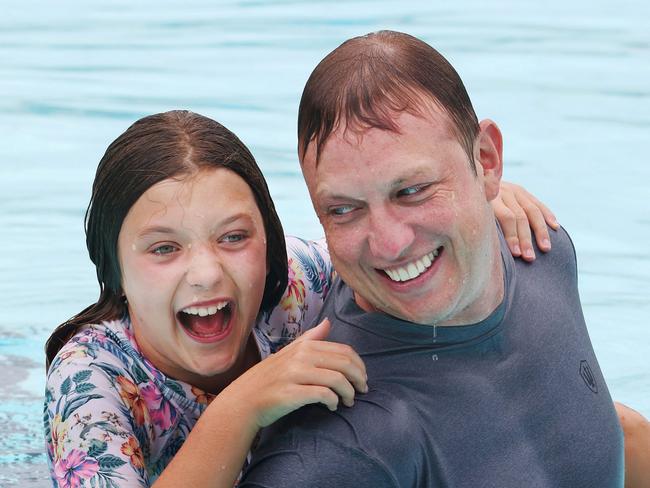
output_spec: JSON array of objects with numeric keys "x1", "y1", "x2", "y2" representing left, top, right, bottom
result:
[{"x1": 615, "y1": 403, "x2": 650, "y2": 488}]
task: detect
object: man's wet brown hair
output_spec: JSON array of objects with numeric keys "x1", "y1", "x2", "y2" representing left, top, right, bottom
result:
[
  {"x1": 298, "y1": 30, "x2": 480, "y2": 171},
  {"x1": 45, "y1": 110, "x2": 287, "y2": 370}
]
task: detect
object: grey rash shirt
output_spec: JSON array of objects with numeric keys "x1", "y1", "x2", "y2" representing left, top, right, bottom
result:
[{"x1": 240, "y1": 227, "x2": 624, "y2": 487}]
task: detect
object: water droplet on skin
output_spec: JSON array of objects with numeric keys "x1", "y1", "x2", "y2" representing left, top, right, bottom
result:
[
  {"x1": 188, "y1": 243, "x2": 192, "y2": 249},
  {"x1": 131, "y1": 243, "x2": 136, "y2": 251}
]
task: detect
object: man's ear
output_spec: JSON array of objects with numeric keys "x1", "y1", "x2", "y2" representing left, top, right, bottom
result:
[{"x1": 475, "y1": 119, "x2": 503, "y2": 201}]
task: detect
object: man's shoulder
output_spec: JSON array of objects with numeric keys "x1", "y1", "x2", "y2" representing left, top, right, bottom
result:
[
  {"x1": 547, "y1": 225, "x2": 577, "y2": 261},
  {"x1": 513, "y1": 225, "x2": 578, "y2": 278},
  {"x1": 241, "y1": 389, "x2": 421, "y2": 486},
  {"x1": 268, "y1": 386, "x2": 415, "y2": 439},
  {"x1": 242, "y1": 423, "x2": 397, "y2": 487}
]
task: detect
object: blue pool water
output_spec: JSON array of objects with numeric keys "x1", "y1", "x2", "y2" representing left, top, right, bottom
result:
[{"x1": 1, "y1": 1, "x2": 648, "y2": 485}]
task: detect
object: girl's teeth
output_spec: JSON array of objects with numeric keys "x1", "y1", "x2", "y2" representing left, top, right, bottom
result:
[{"x1": 182, "y1": 302, "x2": 228, "y2": 316}]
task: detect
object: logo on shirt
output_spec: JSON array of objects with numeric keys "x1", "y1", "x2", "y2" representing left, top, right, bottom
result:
[{"x1": 579, "y1": 360, "x2": 598, "y2": 394}]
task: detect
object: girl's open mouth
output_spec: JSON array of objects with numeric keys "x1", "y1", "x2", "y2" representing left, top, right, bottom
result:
[{"x1": 177, "y1": 301, "x2": 234, "y2": 343}]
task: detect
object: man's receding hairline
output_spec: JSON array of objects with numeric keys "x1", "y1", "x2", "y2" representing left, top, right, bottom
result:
[
  {"x1": 298, "y1": 30, "x2": 480, "y2": 173},
  {"x1": 301, "y1": 94, "x2": 462, "y2": 165}
]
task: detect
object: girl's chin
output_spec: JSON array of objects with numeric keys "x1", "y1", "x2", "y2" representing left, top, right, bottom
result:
[{"x1": 184, "y1": 353, "x2": 237, "y2": 375}]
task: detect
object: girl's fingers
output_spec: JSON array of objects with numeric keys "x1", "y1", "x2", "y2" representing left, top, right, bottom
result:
[
  {"x1": 246, "y1": 338, "x2": 368, "y2": 428},
  {"x1": 292, "y1": 385, "x2": 340, "y2": 412},
  {"x1": 308, "y1": 351, "x2": 368, "y2": 394},
  {"x1": 516, "y1": 197, "x2": 551, "y2": 253},
  {"x1": 498, "y1": 188, "x2": 534, "y2": 259},
  {"x1": 512, "y1": 189, "x2": 558, "y2": 252},
  {"x1": 301, "y1": 368, "x2": 357, "y2": 407},
  {"x1": 254, "y1": 385, "x2": 341, "y2": 427},
  {"x1": 492, "y1": 196, "x2": 521, "y2": 257},
  {"x1": 521, "y1": 188, "x2": 559, "y2": 231},
  {"x1": 495, "y1": 182, "x2": 560, "y2": 261},
  {"x1": 294, "y1": 318, "x2": 331, "y2": 342},
  {"x1": 283, "y1": 339, "x2": 367, "y2": 384}
]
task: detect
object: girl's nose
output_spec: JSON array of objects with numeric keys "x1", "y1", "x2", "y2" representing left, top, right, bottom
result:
[{"x1": 185, "y1": 245, "x2": 223, "y2": 290}]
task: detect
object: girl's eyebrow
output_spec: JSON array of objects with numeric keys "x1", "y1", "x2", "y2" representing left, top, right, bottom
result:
[
  {"x1": 137, "y1": 226, "x2": 176, "y2": 239},
  {"x1": 136, "y1": 213, "x2": 254, "y2": 239}
]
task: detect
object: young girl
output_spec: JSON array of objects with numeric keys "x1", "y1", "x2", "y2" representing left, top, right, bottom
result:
[{"x1": 44, "y1": 110, "x2": 561, "y2": 488}]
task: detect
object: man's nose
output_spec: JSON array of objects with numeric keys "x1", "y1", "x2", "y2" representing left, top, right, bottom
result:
[
  {"x1": 367, "y1": 207, "x2": 415, "y2": 262},
  {"x1": 185, "y1": 244, "x2": 223, "y2": 289}
]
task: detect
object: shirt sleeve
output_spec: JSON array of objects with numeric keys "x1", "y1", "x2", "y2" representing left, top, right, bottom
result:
[
  {"x1": 255, "y1": 236, "x2": 334, "y2": 352},
  {"x1": 45, "y1": 340, "x2": 150, "y2": 487},
  {"x1": 239, "y1": 433, "x2": 396, "y2": 488}
]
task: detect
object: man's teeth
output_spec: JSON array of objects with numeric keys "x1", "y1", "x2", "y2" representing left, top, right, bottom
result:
[
  {"x1": 182, "y1": 301, "x2": 228, "y2": 317},
  {"x1": 384, "y1": 250, "x2": 439, "y2": 282}
]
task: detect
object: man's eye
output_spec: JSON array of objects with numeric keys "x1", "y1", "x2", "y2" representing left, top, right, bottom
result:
[
  {"x1": 330, "y1": 205, "x2": 356, "y2": 216},
  {"x1": 152, "y1": 244, "x2": 177, "y2": 256},
  {"x1": 398, "y1": 184, "x2": 430, "y2": 197}
]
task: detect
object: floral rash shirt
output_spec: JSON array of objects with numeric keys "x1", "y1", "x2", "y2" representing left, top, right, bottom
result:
[{"x1": 44, "y1": 237, "x2": 333, "y2": 488}]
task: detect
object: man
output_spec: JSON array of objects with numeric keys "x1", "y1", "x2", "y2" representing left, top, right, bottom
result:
[{"x1": 240, "y1": 31, "x2": 625, "y2": 486}]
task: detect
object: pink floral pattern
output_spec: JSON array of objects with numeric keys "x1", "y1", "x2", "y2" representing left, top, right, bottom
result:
[
  {"x1": 44, "y1": 236, "x2": 333, "y2": 486},
  {"x1": 53, "y1": 449, "x2": 99, "y2": 488},
  {"x1": 280, "y1": 257, "x2": 307, "y2": 322}
]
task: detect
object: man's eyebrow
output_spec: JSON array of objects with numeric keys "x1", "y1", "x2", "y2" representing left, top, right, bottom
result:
[
  {"x1": 315, "y1": 187, "x2": 363, "y2": 203},
  {"x1": 389, "y1": 168, "x2": 436, "y2": 188},
  {"x1": 316, "y1": 167, "x2": 436, "y2": 199}
]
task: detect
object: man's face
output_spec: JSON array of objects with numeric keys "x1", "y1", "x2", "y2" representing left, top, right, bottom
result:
[{"x1": 301, "y1": 104, "x2": 504, "y2": 326}]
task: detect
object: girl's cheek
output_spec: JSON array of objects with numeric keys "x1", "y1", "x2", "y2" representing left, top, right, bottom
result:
[{"x1": 124, "y1": 260, "x2": 182, "y2": 293}]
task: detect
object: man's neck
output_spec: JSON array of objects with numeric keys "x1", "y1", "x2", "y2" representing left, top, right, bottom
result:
[{"x1": 354, "y1": 230, "x2": 505, "y2": 327}]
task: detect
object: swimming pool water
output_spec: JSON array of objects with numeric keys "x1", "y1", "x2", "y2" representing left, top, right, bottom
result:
[{"x1": 1, "y1": 1, "x2": 648, "y2": 485}]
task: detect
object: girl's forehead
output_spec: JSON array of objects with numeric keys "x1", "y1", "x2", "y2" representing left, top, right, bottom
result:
[
  {"x1": 146, "y1": 168, "x2": 252, "y2": 204},
  {"x1": 126, "y1": 168, "x2": 262, "y2": 230}
]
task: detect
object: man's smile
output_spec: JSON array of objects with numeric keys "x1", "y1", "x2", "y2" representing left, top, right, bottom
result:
[{"x1": 381, "y1": 247, "x2": 441, "y2": 282}]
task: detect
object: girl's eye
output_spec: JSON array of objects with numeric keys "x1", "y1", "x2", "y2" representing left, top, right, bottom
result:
[
  {"x1": 221, "y1": 232, "x2": 246, "y2": 243},
  {"x1": 330, "y1": 205, "x2": 356, "y2": 216},
  {"x1": 152, "y1": 244, "x2": 178, "y2": 256}
]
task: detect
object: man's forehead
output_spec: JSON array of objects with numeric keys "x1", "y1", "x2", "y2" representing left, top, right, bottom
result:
[
  {"x1": 300, "y1": 101, "x2": 461, "y2": 194},
  {"x1": 330, "y1": 105, "x2": 455, "y2": 151}
]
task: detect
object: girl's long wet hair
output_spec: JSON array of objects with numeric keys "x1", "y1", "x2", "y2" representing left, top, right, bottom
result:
[{"x1": 45, "y1": 110, "x2": 287, "y2": 370}]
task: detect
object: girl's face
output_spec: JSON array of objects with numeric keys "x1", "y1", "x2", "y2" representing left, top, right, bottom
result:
[{"x1": 117, "y1": 168, "x2": 268, "y2": 392}]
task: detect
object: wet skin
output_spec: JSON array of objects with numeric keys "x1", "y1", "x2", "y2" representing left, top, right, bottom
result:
[
  {"x1": 117, "y1": 168, "x2": 268, "y2": 393},
  {"x1": 301, "y1": 103, "x2": 505, "y2": 327}
]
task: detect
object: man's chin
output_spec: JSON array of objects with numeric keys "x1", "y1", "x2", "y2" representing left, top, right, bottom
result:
[{"x1": 357, "y1": 293, "x2": 444, "y2": 325}]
